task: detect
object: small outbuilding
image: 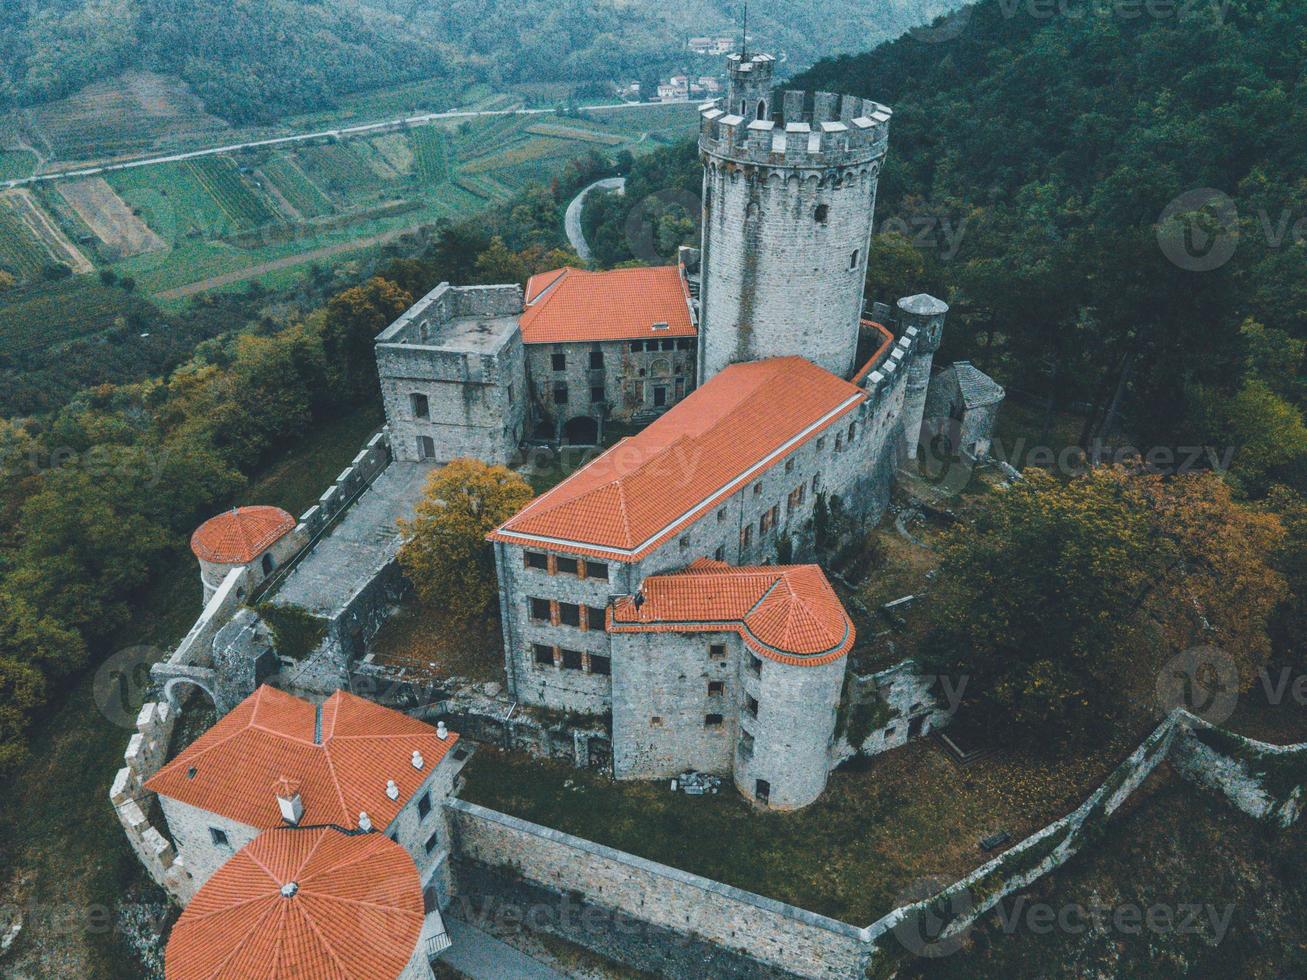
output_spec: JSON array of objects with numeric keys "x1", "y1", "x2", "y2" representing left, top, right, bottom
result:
[{"x1": 923, "y1": 361, "x2": 1005, "y2": 459}]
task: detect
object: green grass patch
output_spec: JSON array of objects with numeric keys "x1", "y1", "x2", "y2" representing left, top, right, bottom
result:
[
  {"x1": 108, "y1": 161, "x2": 235, "y2": 241},
  {"x1": 411, "y1": 126, "x2": 450, "y2": 185},
  {"x1": 295, "y1": 142, "x2": 386, "y2": 200},
  {"x1": 185, "y1": 158, "x2": 280, "y2": 230}
]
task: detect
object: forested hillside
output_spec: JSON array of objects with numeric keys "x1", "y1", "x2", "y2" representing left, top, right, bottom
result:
[
  {"x1": 790, "y1": 0, "x2": 1307, "y2": 489},
  {"x1": 0, "y1": 0, "x2": 956, "y2": 125}
]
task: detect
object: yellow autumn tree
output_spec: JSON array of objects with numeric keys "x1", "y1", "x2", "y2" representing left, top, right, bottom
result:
[{"x1": 398, "y1": 459, "x2": 534, "y2": 624}]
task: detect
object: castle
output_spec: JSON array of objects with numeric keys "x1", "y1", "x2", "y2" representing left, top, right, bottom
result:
[{"x1": 120, "y1": 50, "x2": 1005, "y2": 979}]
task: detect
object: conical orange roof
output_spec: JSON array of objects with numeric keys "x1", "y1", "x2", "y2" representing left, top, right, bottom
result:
[{"x1": 191, "y1": 506, "x2": 295, "y2": 565}]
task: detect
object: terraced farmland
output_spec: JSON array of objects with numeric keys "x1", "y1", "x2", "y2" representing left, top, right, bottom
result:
[
  {"x1": 0, "y1": 279, "x2": 154, "y2": 353},
  {"x1": 186, "y1": 159, "x2": 280, "y2": 230},
  {"x1": 0, "y1": 206, "x2": 54, "y2": 281},
  {"x1": 411, "y1": 128, "x2": 449, "y2": 184},
  {"x1": 295, "y1": 143, "x2": 386, "y2": 199},
  {"x1": 260, "y1": 156, "x2": 334, "y2": 219}
]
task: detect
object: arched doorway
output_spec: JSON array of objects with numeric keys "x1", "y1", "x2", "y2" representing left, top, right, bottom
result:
[
  {"x1": 163, "y1": 675, "x2": 222, "y2": 715},
  {"x1": 562, "y1": 416, "x2": 599, "y2": 446}
]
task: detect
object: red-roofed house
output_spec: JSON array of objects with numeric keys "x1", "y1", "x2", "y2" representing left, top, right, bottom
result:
[
  {"x1": 607, "y1": 559, "x2": 854, "y2": 808},
  {"x1": 146, "y1": 685, "x2": 470, "y2": 916},
  {"x1": 520, "y1": 265, "x2": 699, "y2": 443},
  {"x1": 164, "y1": 827, "x2": 440, "y2": 979}
]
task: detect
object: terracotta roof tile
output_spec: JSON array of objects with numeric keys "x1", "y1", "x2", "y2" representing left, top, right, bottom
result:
[
  {"x1": 165, "y1": 827, "x2": 422, "y2": 980},
  {"x1": 191, "y1": 506, "x2": 295, "y2": 565},
  {"x1": 489, "y1": 357, "x2": 866, "y2": 560},
  {"x1": 145, "y1": 687, "x2": 458, "y2": 831},
  {"x1": 609, "y1": 558, "x2": 854, "y2": 666},
  {"x1": 520, "y1": 266, "x2": 695, "y2": 344}
]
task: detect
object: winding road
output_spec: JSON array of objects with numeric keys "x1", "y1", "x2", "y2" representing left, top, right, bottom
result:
[{"x1": 565, "y1": 176, "x2": 626, "y2": 261}]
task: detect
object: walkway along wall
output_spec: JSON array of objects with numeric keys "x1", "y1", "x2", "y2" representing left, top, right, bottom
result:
[{"x1": 444, "y1": 709, "x2": 1307, "y2": 979}]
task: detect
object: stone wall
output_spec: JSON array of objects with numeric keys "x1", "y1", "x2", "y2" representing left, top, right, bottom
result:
[
  {"x1": 525, "y1": 337, "x2": 698, "y2": 432},
  {"x1": 832, "y1": 659, "x2": 952, "y2": 764},
  {"x1": 295, "y1": 431, "x2": 391, "y2": 539},
  {"x1": 109, "y1": 701, "x2": 198, "y2": 904},
  {"x1": 446, "y1": 799, "x2": 867, "y2": 979},
  {"x1": 1171, "y1": 714, "x2": 1307, "y2": 826}
]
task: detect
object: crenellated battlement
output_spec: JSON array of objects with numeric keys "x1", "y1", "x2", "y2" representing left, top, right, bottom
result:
[{"x1": 698, "y1": 90, "x2": 890, "y2": 170}]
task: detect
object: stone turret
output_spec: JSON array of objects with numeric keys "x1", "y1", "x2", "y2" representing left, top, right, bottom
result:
[
  {"x1": 696, "y1": 51, "x2": 892, "y2": 384},
  {"x1": 895, "y1": 294, "x2": 949, "y2": 460}
]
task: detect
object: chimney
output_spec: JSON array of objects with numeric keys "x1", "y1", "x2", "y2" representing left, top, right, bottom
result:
[
  {"x1": 386, "y1": 779, "x2": 399, "y2": 801},
  {"x1": 412, "y1": 749, "x2": 425, "y2": 770},
  {"x1": 358, "y1": 811, "x2": 373, "y2": 832},
  {"x1": 437, "y1": 721, "x2": 448, "y2": 740},
  {"x1": 274, "y1": 777, "x2": 303, "y2": 826}
]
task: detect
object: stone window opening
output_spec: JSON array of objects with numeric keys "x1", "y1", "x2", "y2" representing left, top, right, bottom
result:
[
  {"x1": 717, "y1": 507, "x2": 726, "y2": 522},
  {"x1": 740, "y1": 524, "x2": 752, "y2": 549},
  {"x1": 679, "y1": 534, "x2": 691, "y2": 550},
  {"x1": 410, "y1": 392, "x2": 429, "y2": 419},
  {"x1": 816, "y1": 436, "x2": 826, "y2": 451},
  {"x1": 553, "y1": 382, "x2": 568, "y2": 405},
  {"x1": 585, "y1": 606, "x2": 607, "y2": 631},
  {"x1": 748, "y1": 654, "x2": 762, "y2": 676},
  {"x1": 417, "y1": 435, "x2": 435, "y2": 460},
  {"x1": 533, "y1": 644, "x2": 555, "y2": 666},
  {"x1": 814, "y1": 204, "x2": 829, "y2": 224},
  {"x1": 591, "y1": 385, "x2": 605, "y2": 404},
  {"x1": 704, "y1": 713, "x2": 724, "y2": 728},
  {"x1": 417, "y1": 792, "x2": 432, "y2": 819},
  {"x1": 589, "y1": 654, "x2": 611, "y2": 675},
  {"x1": 561, "y1": 648, "x2": 583, "y2": 670},
  {"x1": 785, "y1": 458, "x2": 795, "y2": 474},
  {"x1": 745, "y1": 695, "x2": 759, "y2": 718},
  {"x1": 714, "y1": 545, "x2": 726, "y2": 561},
  {"x1": 835, "y1": 432, "x2": 843, "y2": 452},
  {"x1": 753, "y1": 482, "x2": 763, "y2": 496},
  {"x1": 556, "y1": 556, "x2": 579, "y2": 575},
  {"x1": 709, "y1": 643, "x2": 726, "y2": 660},
  {"x1": 708, "y1": 680, "x2": 725, "y2": 697},
  {"x1": 524, "y1": 551, "x2": 549, "y2": 570},
  {"x1": 210, "y1": 827, "x2": 230, "y2": 848},
  {"x1": 261, "y1": 553, "x2": 275, "y2": 576},
  {"x1": 558, "y1": 602, "x2": 581, "y2": 627},
  {"x1": 755, "y1": 779, "x2": 771, "y2": 804},
  {"x1": 630, "y1": 340, "x2": 643, "y2": 353},
  {"x1": 739, "y1": 731, "x2": 755, "y2": 758},
  {"x1": 589, "y1": 350, "x2": 605, "y2": 369},
  {"x1": 651, "y1": 716, "x2": 663, "y2": 727},
  {"x1": 424, "y1": 831, "x2": 439, "y2": 854},
  {"x1": 529, "y1": 597, "x2": 550, "y2": 621},
  {"x1": 850, "y1": 248, "x2": 859, "y2": 269},
  {"x1": 551, "y1": 352, "x2": 567, "y2": 371}
]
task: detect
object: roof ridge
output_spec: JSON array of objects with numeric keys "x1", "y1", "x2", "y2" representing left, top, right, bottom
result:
[
  {"x1": 319, "y1": 743, "x2": 353, "y2": 826},
  {"x1": 296, "y1": 835, "x2": 381, "y2": 886}
]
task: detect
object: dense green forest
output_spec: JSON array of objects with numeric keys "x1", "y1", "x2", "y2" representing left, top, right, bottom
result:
[{"x1": 0, "y1": 0, "x2": 956, "y2": 125}]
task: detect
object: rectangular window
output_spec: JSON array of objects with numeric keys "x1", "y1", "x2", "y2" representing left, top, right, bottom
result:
[
  {"x1": 651, "y1": 716, "x2": 663, "y2": 727},
  {"x1": 556, "y1": 557, "x2": 578, "y2": 575},
  {"x1": 209, "y1": 827, "x2": 229, "y2": 847},
  {"x1": 850, "y1": 248, "x2": 859, "y2": 269},
  {"x1": 417, "y1": 435, "x2": 435, "y2": 460},
  {"x1": 584, "y1": 561, "x2": 608, "y2": 580},
  {"x1": 425, "y1": 831, "x2": 439, "y2": 854},
  {"x1": 553, "y1": 382, "x2": 568, "y2": 405},
  {"x1": 740, "y1": 524, "x2": 752, "y2": 548},
  {"x1": 558, "y1": 602, "x2": 581, "y2": 627},
  {"x1": 704, "y1": 713, "x2": 724, "y2": 728},
  {"x1": 533, "y1": 643, "x2": 555, "y2": 666},
  {"x1": 835, "y1": 433, "x2": 843, "y2": 452},
  {"x1": 785, "y1": 458, "x2": 795, "y2": 474},
  {"x1": 748, "y1": 654, "x2": 762, "y2": 675},
  {"x1": 788, "y1": 485, "x2": 805, "y2": 511},
  {"x1": 410, "y1": 393, "x2": 429, "y2": 419},
  {"x1": 848, "y1": 422, "x2": 856, "y2": 442},
  {"x1": 709, "y1": 643, "x2": 726, "y2": 659},
  {"x1": 586, "y1": 606, "x2": 607, "y2": 631},
  {"x1": 661, "y1": 339, "x2": 674, "y2": 351},
  {"x1": 529, "y1": 597, "x2": 550, "y2": 621},
  {"x1": 551, "y1": 352, "x2": 567, "y2": 371},
  {"x1": 739, "y1": 731, "x2": 755, "y2": 757},
  {"x1": 630, "y1": 340, "x2": 643, "y2": 353},
  {"x1": 417, "y1": 792, "x2": 432, "y2": 819},
  {"x1": 714, "y1": 545, "x2": 725, "y2": 561},
  {"x1": 753, "y1": 482, "x2": 763, "y2": 497},
  {"x1": 524, "y1": 551, "x2": 548, "y2": 570},
  {"x1": 589, "y1": 350, "x2": 604, "y2": 369},
  {"x1": 591, "y1": 385, "x2": 605, "y2": 404},
  {"x1": 508, "y1": 383, "x2": 514, "y2": 405},
  {"x1": 589, "y1": 654, "x2": 611, "y2": 676},
  {"x1": 708, "y1": 680, "x2": 724, "y2": 696},
  {"x1": 812, "y1": 473, "x2": 821, "y2": 493},
  {"x1": 717, "y1": 508, "x2": 726, "y2": 522},
  {"x1": 817, "y1": 436, "x2": 826, "y2": 451},
  {"x1": 679, "y1": 534, "x2": 690, "y2": 550},
  {"x1": 746, "y1": 695, "x2": 759, "y2": 718},
  {"x1": 561, "y1": 648, "x2": 583, "y2": 670}
]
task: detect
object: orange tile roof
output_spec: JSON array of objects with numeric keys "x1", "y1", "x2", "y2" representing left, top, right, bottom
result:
[
  {"x1": 609, "y1": 558, "x2": 854, "y2": 666},
  {"x1": 520, "y1": 265, "x2": 695, "y2": 344},
  {"x1": 146, "y1": 686, "x2": 459, "y2": 831},
  {"x1": 191, "y1": 506, "x2": 295, "y2": 565},
  {"x1": 165, "y1": 827, "x2": 422, "y2": 980},
  {"x1": 488, "y1": 356, "x2": 867, "y2": 561}
]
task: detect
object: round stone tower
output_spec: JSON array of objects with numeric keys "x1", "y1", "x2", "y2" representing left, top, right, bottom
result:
[{"x1": 696, "y1": 52, "x2": 892, "y2": 384}]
